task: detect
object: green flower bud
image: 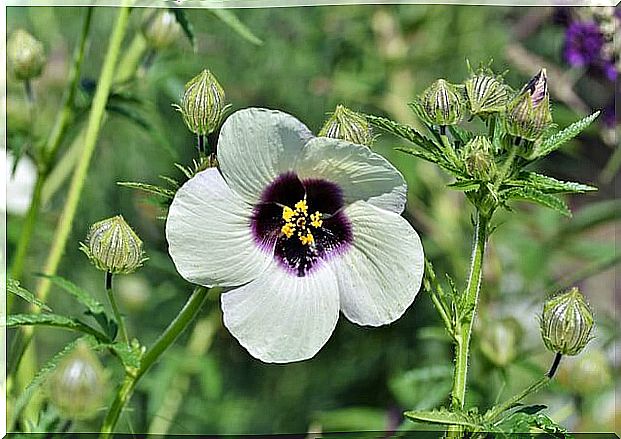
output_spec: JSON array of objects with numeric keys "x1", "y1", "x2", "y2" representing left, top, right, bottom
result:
[
  {"x1": 461, "y1": 136, "x2": 497, "y2": 181},
  {"x1": 318, "y1": 104, "x2": 373, "y2": 146},
  {"x1": 48, "y1": 341, "x2": 107, "y2": 420},
  {"x1": 8, "y1": 29, "x2": 46, "y2": 81},
  {"x1": 177, "y1": 70, "x2": 227, "y2": 136},
  {"x1": 540, "y1": 287, "x2": 594, "y2": 356},
  {"x1": 465, "y1": 73, "x2": 509, "y2": 116},
  {"x1": 419, "y1": 79, "x2": 463, "y2": 126},
  {"x1": 479, "y1": 317, "x2": 522, "y2": 368},
  {"x1": 141, "y1": 10, "x2": 181, "y2": 50},
  {"x1": 80, "y1": 215, "x2": 146, "y2": 275},
  {"x1": 506, "y1": 69, "x2": 553, "y2": 141}
]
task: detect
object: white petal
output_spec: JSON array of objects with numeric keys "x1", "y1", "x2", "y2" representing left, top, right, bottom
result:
[
  {"x1": 335, "y1": 201, "x2": 424, "y2": 326},
  {"x1": 221, "y1": 263, "x2": 340, "y2": 363},
  {"x1": 4, "y1": 151, "x2": 37, "y2": 216},
  {"x1": 166, "y1": 168, "x2": 272, "y2": 287},
  {"x1": 217, "y1": 108, "x2": 314, "y2": 202},
  {"x1": 295, "y1": 137, "x2": 407, "y2": 213}
]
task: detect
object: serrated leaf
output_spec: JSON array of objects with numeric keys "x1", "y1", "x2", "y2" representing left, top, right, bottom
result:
[
  {"x1": 209, "y1": 9, "x2": 263, "y2": 46},
  {"x1": 367, "y1": 114, "x2": 439, "y2": 153},
  {"x1": 495, "y1": 411, "x2": 569, "y2": 436},
  {"x1": 117, "y1": 181, "x2": 175, "y2": 199},
  {"x1": 37, "y1": 274, "x2": 104, "y2": 315},
  {"x1": 448, "y1": 179, "x2": 481, "y2": 192},
  {"x1": 7, "y1": 278, "x2": 51, "y2": 311},
  {"x1": 404, "y1": 408, "x2": 479, "y2": 428},
  {"x1": 503, "y1": 187, "x2": 571, "y2": 217},
  {"x1": 6, "y1": 313, "x2": 109, "y2": 341},
  {"x1": 506, "y1": 172, "x2": 597, "y2": 194},
  {"x1": 171, "y1": 9, "x2": 196, "y2": 50},
  {"x1": 533, "y1": 111, "x2": 600, "y2": 159}
]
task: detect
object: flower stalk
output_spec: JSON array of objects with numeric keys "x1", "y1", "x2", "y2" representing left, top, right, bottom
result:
[
  {"x1": 100, "y1": 286, "x2": 218, "y2": 438},
  {"x1": 106, "y1": 273, "x2": 129, "y2": 345}
]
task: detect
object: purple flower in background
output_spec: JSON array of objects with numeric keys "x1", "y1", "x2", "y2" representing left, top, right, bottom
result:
[
  {"x1": 563, "y1": 21, "x2": 604, "y2": 67},
  {"x1": 603, "y1": 61, "x2": 618, "y2": 81}
]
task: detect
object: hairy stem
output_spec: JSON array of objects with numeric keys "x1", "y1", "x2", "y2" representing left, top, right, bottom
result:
[
  {"x1": 106, "y1": 272, "x2": 129, "y2": 345},
  {"x1": 100, "y1": 286, "x2": 217, "y2": 438},
  {"x1": 450, "y1": 212, "x2": 489, "y2": 411}
]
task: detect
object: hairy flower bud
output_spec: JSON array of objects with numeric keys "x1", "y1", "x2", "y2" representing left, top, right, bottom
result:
[
  {"x1": 80, "y1": 215, "x2": 146, "y2": 274},
  {"x1": 419, "y1": 79, "x2": 463, "y2": 126},
  {"x1": 506, "y1": 69, "x2": 553, "y2": 141},
  {"x1": 465, "y1": 73, "x2": 509, "y2": 116},
  {"x1": 461, "y1": 136, "x2": 497, "y2": 180},
  {"x1": 48, "y1": 341, "x2": 107, "y2": 420},
  {"x1": 141, "y1": 10, "x2": 181, "y2": 50},
  {"x1": 8, "y1": 29, "x2": 46, "y2": 81},
  {"x1": 479, "y1": 317, "x2": 522, "y2": 368},
  {"x1": 177, "y1": 70, "x2": 227, "y2": 136},
  {"x1": 540, "y1": 287, "x2": 593, "y2": 356},
  {"x1": 318, "y1": 104, "x2": 373, "y2": 146}
]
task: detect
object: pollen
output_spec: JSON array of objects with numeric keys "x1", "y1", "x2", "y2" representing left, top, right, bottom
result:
[{"x1": 281, "y1": 199, "x2": 322, "y2": 246}]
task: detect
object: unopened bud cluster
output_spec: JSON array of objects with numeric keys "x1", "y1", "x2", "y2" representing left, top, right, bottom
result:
[
  {"x1": 177, "y1": 69, "x2": 227, "y2": 136},
  {"x1": 80, "y1": 215, "x2": 146, "y2": 275},
  {"x1": 319, "y1": 105, "x2": 373, "y2": 146},
  {"x1": 540, "y1": 287, "x2": 593, "y2": 356},
  {"x1": 8, "y1": 29, "x2": 46, "y2": 81}
]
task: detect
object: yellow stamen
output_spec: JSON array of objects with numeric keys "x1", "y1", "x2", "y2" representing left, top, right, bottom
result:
[
  {"x1": 299, "y1": 232, "x2": 315, "y2": 245},
  {"x1": 310, "y1": 211, "x2": 323, "y2": 228},
  {"x1": 282, "y1": 206, "x2": 295, "y2": 222},
  {"x1": 281, "y1": 199, "x2": 321, "y2": 246},
  {"x1": 281, "y1": 222, "x2": 295, "y2": 238},
  {"x1": 295, "y1": 199, "x2": 308, "y2": 214}
]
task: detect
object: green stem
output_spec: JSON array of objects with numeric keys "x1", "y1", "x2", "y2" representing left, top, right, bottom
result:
[
  {"x1": 100, "y1": 286, "x2": 217, "y2": 438},
  {"x1": 8, "y1": 8, "x2": 92, "y2": 288},
  {"x1": 494, "y1": 139, "x2": 519, "y2": 192},
  {"x1": 106, "y1": 272, "x2": 129, "y2": 345},
  {"x1": 35, "y1": 4, "x2": 132, "y2": 304},
  {"x1": 450, "y1": 212, "x2": 489, "y2": 411}
]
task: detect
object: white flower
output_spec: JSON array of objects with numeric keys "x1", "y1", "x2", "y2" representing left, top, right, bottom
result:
[
  {"x1": 166, "y1": 108, "x2": 424, "y2": 363},
  {"x1": 3, "y1": 150, "x2": 37, "y2": 216}
]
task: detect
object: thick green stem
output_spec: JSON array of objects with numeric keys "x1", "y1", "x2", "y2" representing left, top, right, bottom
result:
[
  {"x1": 35, "y1": 4, "x2": 131, "y2": 304},
  {"x1": 451, "y1": 212, "x2": 489, "y2": 410},
  {"x1": 106, "y1": 272, "x2": 129, "y2": 345},
  {"x1": 100, "y1": 286, "x2": 217, "y2": 438}
]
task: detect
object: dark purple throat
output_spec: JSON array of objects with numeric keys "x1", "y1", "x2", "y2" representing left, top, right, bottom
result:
[{"x1": 250, "y1": 172, "x2": 352, "y2": 277}]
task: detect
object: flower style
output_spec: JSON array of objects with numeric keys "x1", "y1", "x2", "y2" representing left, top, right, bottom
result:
[{"x1": 166, "y1": 108, "x2": 424, "y2": 363}]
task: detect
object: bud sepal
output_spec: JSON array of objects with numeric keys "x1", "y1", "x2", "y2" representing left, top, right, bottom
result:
[
  {"x1": 319, "y1": 104, "x2": 374, "y2": 146},
  {"x1": 175, "y1": 69, "x2": 228, "y2": 136},
  {"x1": 506, "y1": 69, "x2": 553, "y2": 141}
]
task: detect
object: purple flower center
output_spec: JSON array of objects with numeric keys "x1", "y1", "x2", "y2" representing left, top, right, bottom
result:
[{"x1": 251, "y1": 172, "x2": 353, "y2": 277}]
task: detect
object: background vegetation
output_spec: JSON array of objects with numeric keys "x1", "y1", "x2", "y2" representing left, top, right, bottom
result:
[{"x1": 6, "y1": 4, "x2": 619, "y2": 435}]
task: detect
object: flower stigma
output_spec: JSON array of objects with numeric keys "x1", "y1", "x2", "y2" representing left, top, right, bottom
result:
[{"x1": 280, "y1": 198, "x2": 323, "y2": 246}]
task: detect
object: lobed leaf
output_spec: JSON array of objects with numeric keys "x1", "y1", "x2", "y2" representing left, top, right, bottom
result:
[
  {"x1": 503, "y1": 187, "x2": 571, "y2": 217},
  {"x1": 532, "y1": 111, "x2": 600, "y2": 159},
  {"x1": 117, "y1": 181, "x2": 175, "y2": 199},
  {"x1": 404, "y1": 407, "x2": 480, "y2": 428},
  {"x1": 7, "y1": 278, "x2": 51, "y2": 311},
  {"x1": 506, "y1": 172, "x2": 597, "y2": 194},
  {"x1": 37, "y1": 274, "x2": 104, "y2": 315},
  {"x1": 367, "y1": 114, "x2": 440, "y2": 153},
  {"x1": 6, "y1": 313, "x2": 110, "y2": 341}
]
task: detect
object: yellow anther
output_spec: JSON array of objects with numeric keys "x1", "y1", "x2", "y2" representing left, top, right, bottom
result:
[
  {"x1": 281, "y1": 222, "x2": 295, "y2": 238},
  {"x1": 295, "y1": 199, "x2": 308, "y2": 214},
  {"x1": 282, "y1": 206, "x2": 295, "y2": 222},
  {"x1": 310, "y1": 211, "x2": 323, "y2": 228},
  {"x1": 299, "y1": 232, "x2": 315, "y2": 246}
]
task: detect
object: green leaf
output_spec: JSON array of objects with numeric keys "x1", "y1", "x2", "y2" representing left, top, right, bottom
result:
[
  {"x1": 110, "y1": 340, "x2": 143, "y2": 375},
  {"x1": 171, "y1": 9, "x2": 196, "y2": 50},
  {"x1": 404, "y1": 408, "x2": 479, "y2": 428},
  {"x1": 209, "y1": 10, "x2": 263, "y2": 46},
  {"x1": 117, "y1": 181, "x2": 175, "y2": 199},
  {"x1": 7, "y1": 278, "x2": 51, "y2": 311},
  {"x1": 37, "y1": 274, "x2": 104, "y2": 315},
  {"x1": 533, "y1": 111, "x2": 600, "y2": 159},
  {"x1": 367, "y1": 114, "x2": 439, "y2": 153},
  {"x1": 390, "y1": 365, "x2": 453, "y2": 409},
  {"x1": 503, "y1": 187, "x2": 571, "y2": 217},
  {"x1": 447, "y1": 179, "x2": 482, "y2": 192},
  {"x1": 506, "y1": 172, "x2": 597, "y2": 194},
  {"x1": 6, "y1": 313, "x2": 109, "y2": 341},
  {"x1": 495, "y1": 411, "x2": 570, "y2": 436}
]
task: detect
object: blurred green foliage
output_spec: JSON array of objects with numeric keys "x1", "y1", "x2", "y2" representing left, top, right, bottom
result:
[{"x1": 7, "y1": 4, "x2": 618, "y2": 435}]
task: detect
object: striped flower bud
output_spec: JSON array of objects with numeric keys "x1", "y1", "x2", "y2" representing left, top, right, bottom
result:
[
  {"x1": 8, "y1": 29, "x2": 46, "y2": 81},
  {"x1": 48, "y1": 341, "x2": 107, "y2": 420},
  {"x1": 461, "y1": 136, "x2": 497, "y2": 181},
  {"x1": 419, "y1": 79, "x2": 463, "y2": 126},
  {"x1": 141, "y1": 10, "x2": 181, "y2": 50},
  {"x1": 506, "y1": 69, "x2": 553, "y2": 141},
  {"x1": 540, "y1": 287, "x2": 594, "y2": 356},
  {"x1": 80, "y1": 215, "x2": 146, "y2": 275},
  {"x1": 318, "y1": 105, "x2": 373, "y2": 146},
  {"x1": 465, "y1": 73, "x2": 509, "y2": 116},
  {"x1": 177, "y1": 70, "x2": 226, "y2": 136}
]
